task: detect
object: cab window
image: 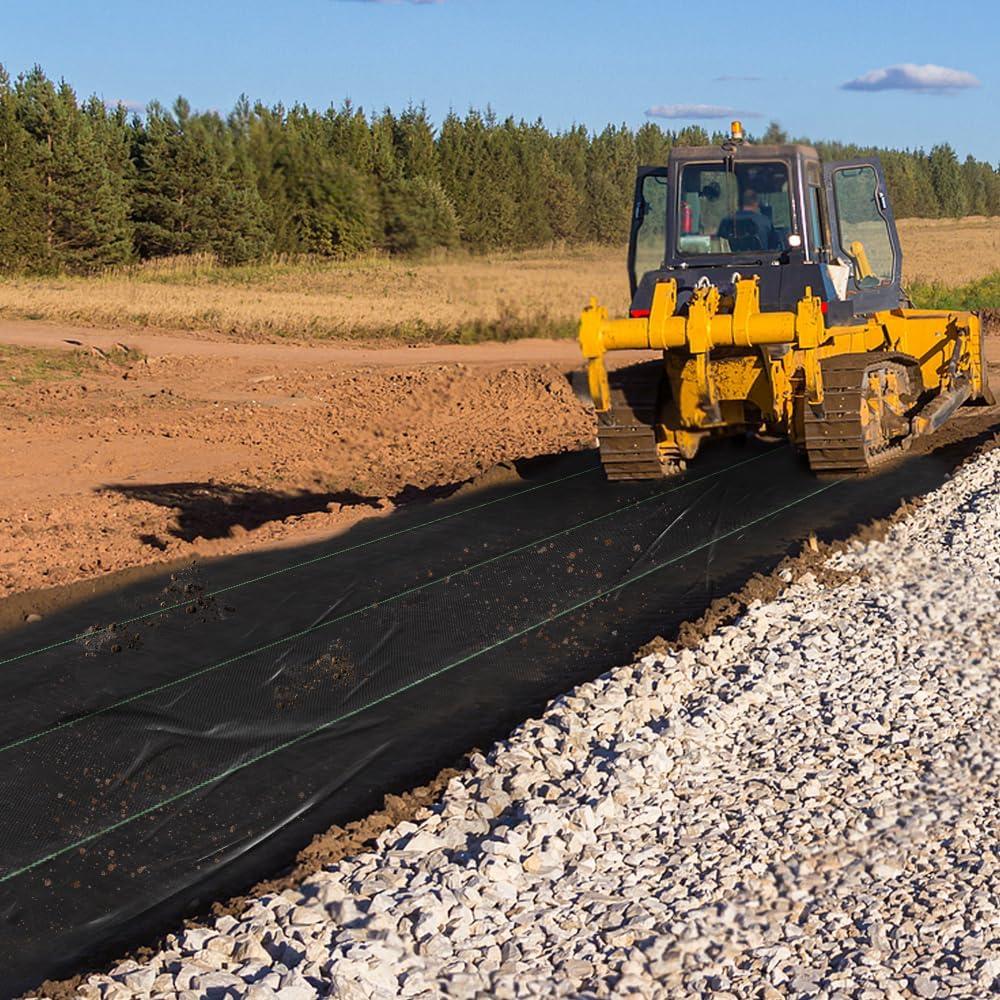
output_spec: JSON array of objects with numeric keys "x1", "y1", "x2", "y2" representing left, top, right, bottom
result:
[
  {"x1": 831, "y1": 166, "x2": 895, "y2": 286},
  {"x1": 677, "y1": 161, "x2": 791, "y2": 255},
  {"x1": 632, "y1": 174, "x2": 668, "y2": 286}
]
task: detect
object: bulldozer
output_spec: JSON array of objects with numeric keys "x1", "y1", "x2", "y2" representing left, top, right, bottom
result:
[{"x1": 578, "y1": 121, "x2": 993, "y2": 479}]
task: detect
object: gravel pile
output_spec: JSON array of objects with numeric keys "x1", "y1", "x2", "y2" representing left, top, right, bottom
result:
[{"x1": 61, "y1": 448, "x2": 1000, "y2": 1000}]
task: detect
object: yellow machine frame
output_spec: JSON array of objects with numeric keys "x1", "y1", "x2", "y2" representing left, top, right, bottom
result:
[{"x1": 579, "y1": 275, "x2": 987, "y2": 463}]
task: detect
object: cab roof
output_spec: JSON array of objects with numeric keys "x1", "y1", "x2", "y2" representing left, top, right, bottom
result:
[{"x1": 666, "y1": 143, "x2": 821, "y2": 163}]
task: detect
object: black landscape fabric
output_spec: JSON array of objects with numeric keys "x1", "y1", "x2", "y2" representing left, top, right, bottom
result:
[{"x1": 0, "y1": 436, "x2": 984, "y2": 993}]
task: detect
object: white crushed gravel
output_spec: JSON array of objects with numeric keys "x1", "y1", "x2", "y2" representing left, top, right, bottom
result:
[{"x1": 60, "y1": 448, "x2": 1000, "y2": 1000}]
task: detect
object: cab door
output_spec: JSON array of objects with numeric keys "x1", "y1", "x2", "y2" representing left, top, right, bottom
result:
[
  {"x1": 628, "y1": 167, "x2": 670, "y2": 298},
  {"x1": 823, "y1": 158, "x2": 904, "y2": 314}
]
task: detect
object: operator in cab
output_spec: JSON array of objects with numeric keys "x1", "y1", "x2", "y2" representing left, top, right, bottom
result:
[{"x1": 717, "y1": 189, "x2": 775, "y2": 251}]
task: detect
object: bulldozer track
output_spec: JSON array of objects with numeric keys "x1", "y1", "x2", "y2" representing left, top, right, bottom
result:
[
  {"x1": 597, "y1": 362, "x2": 681, "y2": 480},
  {"x1": 803, "y1": 353, "x2": 916, "y2": 473}
]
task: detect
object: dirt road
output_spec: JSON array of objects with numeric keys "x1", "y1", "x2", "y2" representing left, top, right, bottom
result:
[
  {"x1": 0, "y1": 320, "x2": 996, "y2": 610},
  {"x1": 0, "y1": 318, "x2": 617, "y2": 367}
]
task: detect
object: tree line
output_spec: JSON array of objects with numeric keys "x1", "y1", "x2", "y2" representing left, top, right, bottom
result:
[{"x1": 1, "y1": 67, "x2": 998, "y2": 274}]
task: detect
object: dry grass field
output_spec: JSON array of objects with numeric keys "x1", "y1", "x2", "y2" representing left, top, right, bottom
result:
[
  {"x1": 896, "y1": 216, "x2": 1000, "y2": 284},
  {"x1": 0, "y1": 248, "x2": 610, "y2": 343},
  {"x1": 0, "y1": 217, "x2": 997, "y2": 344}
]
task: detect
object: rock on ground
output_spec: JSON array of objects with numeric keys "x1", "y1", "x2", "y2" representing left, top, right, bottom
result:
[{"x1": 56, "y1": 448, "x2": 1000, "y2": 1000}]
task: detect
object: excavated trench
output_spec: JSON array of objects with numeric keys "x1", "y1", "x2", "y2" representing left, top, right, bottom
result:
[{"x1": 1, "y1": 404, "x2": 998, "y2": 994}]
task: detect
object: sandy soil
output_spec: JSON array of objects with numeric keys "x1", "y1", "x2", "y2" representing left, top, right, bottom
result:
[
  {"x1": 0, "y1": 337, "x2": 600, "y2": 604},
  {"x1": 0, "y1": 323, "x2": 996, "y2": 611}
]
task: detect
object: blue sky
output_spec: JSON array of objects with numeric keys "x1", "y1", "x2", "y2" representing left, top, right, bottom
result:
[{"x1": 3, "y1": 0, "x2": 997, "y2": 161}]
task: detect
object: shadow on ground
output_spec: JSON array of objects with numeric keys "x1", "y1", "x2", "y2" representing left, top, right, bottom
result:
[{"x1": 103, "y1": 478, "x2": 477, "y2": 542}]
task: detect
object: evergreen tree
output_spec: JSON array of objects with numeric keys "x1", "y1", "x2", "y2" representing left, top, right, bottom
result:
[
  {"x1": 266, "y1": 121, "x2": 377, "y2": 257},
  {"x1": 75, "y1": 96, "x2": 134, "y2": 267},
  {"x1": 506, "y1": 118, "x2": 555, "y2": 247},
  {"x1": 133, "y1": 100, "x2": 270, "y2": 263},
  {"x1": 553, "y1": 125, "x2": 590, "y2": 240},
  {"x1": 381, "y1": 175, "x2": 459, "y2": 254},
  {"x1": 986, "y1": 166, "x2": 1000, "y2": 216},
  {"x1": 635, "y1": 122, "x2": 672, "y2": 166},
  {"x1": 132, "y1": 100, "x2": 217, "y2": 257},
  {"x1": 909, "y1": 150, "x2": 940, "y2": 217},
  {"x1": 324, "y1": 101, "x2": 373, "y2": 174},
  {"x1": 1, "y1": 70, "x2": 999, "y2": 273},
  {"x1": 881, "y1": 151, "x2": 924, "y2": 218},
  {"x1": 674, "y1": 125, "x2": 711, "y2": 147},
  {"x1": 436, "y1": 110, "x2": 516, "y2": 250},
  {"x1": 586, "y1": 125, "x2": 636, "y2": 243},
  {"x1": 369, "y1": 109, "x2": 400, "y2": 184},
  {"x1": 435, "y1": 110, "x2": 467, "y2": 204},
  {"x1": 14, "y1": 69, "x2": 132, "y2": 271},
  {"x1": 761, "y1": 121, "x2": 789, "y2": 144},
  {"x1": 0, "y1": 66, "x2": 47, "y2": 270},
  {"x1": 538, "y1": 149, "x2": 582, "y2": 241},
  {"x1": 961, "y1": 155, "x2": 990, "y2": 216},
  {"x1": 209, "y1": 117, "x2": 272, "y2": 264},
  {"x1": 928, "y1": 143, "x2": 967, "y2": 218},
  {"x1": 394, "y1": 104, "x2": 437, "y2": 181}
]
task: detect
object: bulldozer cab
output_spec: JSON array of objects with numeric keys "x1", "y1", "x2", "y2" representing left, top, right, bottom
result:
[{"x1": 628, "y1": 139, "x2": 903, "y2": 321}]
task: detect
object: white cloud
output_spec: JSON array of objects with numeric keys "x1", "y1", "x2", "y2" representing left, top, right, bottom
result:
[
  {"x1": 646, "y1": 104, "x2": 762, "y2": 120},
  {"x1": 842, "y1": 63, "x2": 979, "y2": 93}
]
